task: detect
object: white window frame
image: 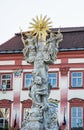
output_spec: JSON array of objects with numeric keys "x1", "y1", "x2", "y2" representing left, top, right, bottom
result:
[
  {"x1": 48, "y1": 73, "x2": 57, "y2": 88},
  {"x1": 0, "y1": 108, "x2": 10, "y2": 129},
  {"x1": 71, "y1": 72, "x2": 83, "y2": 88},
  {"x1": 71, "y1": 107, "x2": 83, "y2": 128},
  {"x1": 24, "y1": 73, "x2": 32, "y2": 88},
  {"x1": 1, "y1": 74, "x2": 12, "y2": 89}
]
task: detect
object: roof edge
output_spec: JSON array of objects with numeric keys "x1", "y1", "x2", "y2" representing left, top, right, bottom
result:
[{"x1": 0, "y1": 48, "x2": 84, "y2": 54}]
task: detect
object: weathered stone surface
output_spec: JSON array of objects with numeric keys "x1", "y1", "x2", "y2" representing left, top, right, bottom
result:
[{"x1": 21, "y1": 16, "x2": 63, "y2": 130}]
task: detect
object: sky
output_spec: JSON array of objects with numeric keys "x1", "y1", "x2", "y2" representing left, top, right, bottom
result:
[{"x1": 0, "y1": 0, "x2": 84, "y2": 45}]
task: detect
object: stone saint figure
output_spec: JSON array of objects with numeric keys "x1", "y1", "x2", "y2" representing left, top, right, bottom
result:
[{"x1": 21, "y1": 33, "x2": 37, "y2": 63}]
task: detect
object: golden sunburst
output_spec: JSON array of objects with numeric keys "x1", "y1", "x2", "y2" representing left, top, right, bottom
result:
[{"x1": 29, "y1": 15, "x2": 52, "y2": 40}]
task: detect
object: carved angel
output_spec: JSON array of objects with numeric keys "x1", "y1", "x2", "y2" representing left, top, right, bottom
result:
[
  {"x1": 46, "y1": 29, "x2": 63, "y2": 62},
  {"x1": 21, "y1": 33, "x2": 37, "y2": 63}
]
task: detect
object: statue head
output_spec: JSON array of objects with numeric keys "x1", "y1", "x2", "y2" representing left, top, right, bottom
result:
[
  {"x1": 34, "y1": 75, "x2": 42, "y2": 85},
  {"x1": 50, "y1": 32, "x2": 55, "y2": 38},
  {"x1": 25, "y1": 32, "x2": 32, "y2": 39}
]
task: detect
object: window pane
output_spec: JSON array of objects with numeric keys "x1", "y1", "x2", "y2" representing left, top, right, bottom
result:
[
  {"x1": 0, "y1": 108, "x2": 10, "y2": 129},
  {"x1": 2, "y1": 74, "x2": 11, "y2": 79},
  {"x1": 25, "y1": 74, "x2": 32, "y2": 78},
  {"x1": 7, "y1": 80, "x2": 10, "y2": 89},
  {"x1": 2, "y1": 80, "x2": 6, "y2": 85},
  {"x1": 72, "y1": 107, "x2": 76, "y2": 117},
  {"x1": 1, "y1": 74, "x2": 11, "y2": 89},
  {"x1": 72, "y1": 118, "x2": 76, "y2": 128},
  {"x1": 24, "y1": 74, "x2": 32, "y2": 88},
  {"x1": 78, "y1": 108, "x2": 82, "y2": 117},
  {"x1": 2, "y1": 75, "x2": 6, "y2": 79},
  {"x1": 72, "y1": 78, "x2": 76, "y2": 87},
  {"x1": 71, "y1": 107, "x2": 83, "y2": 128},
  {"x1": 48, "y1": 73, "x2": 57, "y2": 88},
  {"x1": 71, "y1": 72, "x2": 82, "y2": 87}
]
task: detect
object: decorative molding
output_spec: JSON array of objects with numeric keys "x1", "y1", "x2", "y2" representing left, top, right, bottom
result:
[
  {"x1": 0, "y1": 99, "x2": 12, "y2": 107},
  {"x1": 0, "y1": 60, "x2": 15, "y2": 65},
  {"x1": 68, "y1": 98, "x2": 84, "y2": 103},
  {"x1": 21, "y1": 99, "x2": 32, "y2": 107},
  {"x1": 60, "y1": 67, "x2": 69, "y2": 76}
]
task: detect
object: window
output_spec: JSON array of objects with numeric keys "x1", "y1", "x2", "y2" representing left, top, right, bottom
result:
[
  {"x1": 0, "y1": 108, "x2": 10, "y2": 129},
  {"x1": 22, "y1": 99, "x2": 32, "y2": 122},
  {"x1": 24, "y1": 72, "x2": 58, "y2": 89},
  {"x1": 48, "y1": 73, "x2": 57, "y2": 88},
  {"x1": 71, "y1": 107, "x2": 83, "y2": 129},
  {"x1": 70, "y1": 99, "x2": 84, "y2": 130},
  {"x1": 0, "y1": 74, "x2": 12, "y2": 89},
  {"x1": 24, "y1": 73, "x2": 32, "y2": 88},
  {"x1": 71, "y1": 72, "x2": 83, "y2": 88}
]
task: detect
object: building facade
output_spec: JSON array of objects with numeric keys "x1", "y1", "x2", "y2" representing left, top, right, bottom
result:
[{"x1": 0, "y1": 27, "x2": 84, "y2": 130}]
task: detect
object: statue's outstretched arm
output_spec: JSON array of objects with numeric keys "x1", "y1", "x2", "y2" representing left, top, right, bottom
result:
[
  {"x1": 21, "y1": 36, "x2": 26, "y2": 47},
  {"x1": 20, "y1": 27, "x2": 26, "y2": 47}
]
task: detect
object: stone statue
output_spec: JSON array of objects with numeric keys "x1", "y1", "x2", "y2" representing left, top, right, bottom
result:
[
  {"x1": 46, "y1": 29, "x2": 63, "y2": 62},
  {"x1": 20, "y1": 15, "x2": 63, "y2": 130},
  {"x1": 21, "y1": 33, "x2": 37, "y2": 63}
]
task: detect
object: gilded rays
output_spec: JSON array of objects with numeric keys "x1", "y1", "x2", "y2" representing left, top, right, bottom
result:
[{"x1": 29, "y1": 15, "x2": 52, "y2": 40}]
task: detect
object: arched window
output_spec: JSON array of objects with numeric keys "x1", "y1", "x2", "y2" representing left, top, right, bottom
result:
[
  {"x1": 21, "y1": 99, "x2": 32, "y2": 123},
  {"x1": 0, "y1": 100, "x2": 12, "y2": 129},
  {"x1": 69, "y1": 98, "x2": 84, "y2": 130}
]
